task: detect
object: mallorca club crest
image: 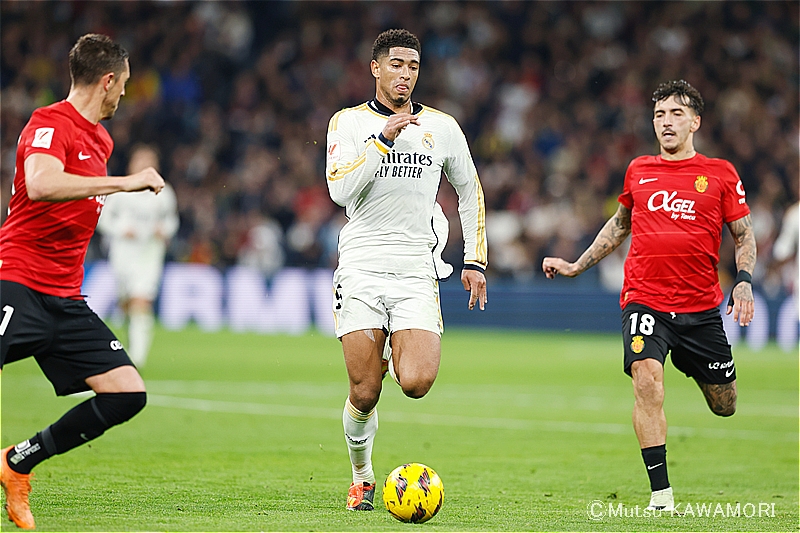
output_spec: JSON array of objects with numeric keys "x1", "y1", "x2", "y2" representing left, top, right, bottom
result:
[
  {"x1": 694, "y1": 175, "x2": 708, "y2": 193},
  {"x1": 631, "y1": 335, "x2": 645, "y2": 354},
  {"x1": 422, "y1": 132, "x2": 435, "y2": 150}
]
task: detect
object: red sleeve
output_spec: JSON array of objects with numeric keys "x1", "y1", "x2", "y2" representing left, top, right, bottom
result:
[
  {"x1": 21, "y1": 109, "x2": 71, "y2": 166},
  {"x1": 720, "y1": 160, "x2": 750, "y2": 223},
  {"x1": 617, "y1": 159, "x2": 636, "y2": 209}
]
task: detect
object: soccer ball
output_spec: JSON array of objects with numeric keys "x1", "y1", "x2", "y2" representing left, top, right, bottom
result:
[{"x1": 382, "y1": 463, "x2": 444, "y2": 523}]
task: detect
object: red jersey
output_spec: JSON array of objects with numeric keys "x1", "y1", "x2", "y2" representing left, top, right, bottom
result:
[
  {"x1": 0, "y1": 100, "x2": 114, "y2": 298},
  {"x1": 617, "y1": 153, "x2": 750, "y2": 313}
]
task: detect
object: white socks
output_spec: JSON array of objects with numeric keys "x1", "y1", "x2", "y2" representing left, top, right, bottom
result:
[
  {"x1": 343, "y1": 398, "x2": 378, "y2": 484},
  {"x1": 128, "y1": 311, "x2": 154, "y2": 367}
]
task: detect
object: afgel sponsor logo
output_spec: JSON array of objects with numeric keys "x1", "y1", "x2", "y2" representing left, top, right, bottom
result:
[{"x1": 648, "y1": 191, "x2": 697, "y2": 220}]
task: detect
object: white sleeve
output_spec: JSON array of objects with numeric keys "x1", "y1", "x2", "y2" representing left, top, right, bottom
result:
[
  {"x1": 773, "y1": 203, "x2": 799, "y2": 262},
  {"x1": 325, "y1": 110, "x2": 391, "y2": 207},
  {"x1": 443, "y1": 119, "x2": 488, "y2": 270},
  {"x1": 158, "y1": 184, "x2": 180, "y2": 240}
]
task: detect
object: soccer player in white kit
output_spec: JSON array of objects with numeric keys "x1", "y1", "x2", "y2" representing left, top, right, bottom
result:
[
  {"x1": 97, "y1": 144, "x2": 178, "y2": 367},
  {"x1": 326, "y1": 29, "x2": 488, "y2": 511}
]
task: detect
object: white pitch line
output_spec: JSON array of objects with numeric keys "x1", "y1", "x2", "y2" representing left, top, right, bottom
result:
[{"x1": 146, "y1": 394, "x2": 798, "y2": 442}]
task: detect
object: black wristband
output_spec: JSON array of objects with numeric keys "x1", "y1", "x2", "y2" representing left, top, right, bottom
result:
[
  {"x1": 733, "y1": 270, "x2": 752, "y2": 285},
  {"x1": 727, "y1": 270, "x2": 752, "y2": 307},
  {"x1": 377, "y1": 132, "x2": 394, "y2": 148}
]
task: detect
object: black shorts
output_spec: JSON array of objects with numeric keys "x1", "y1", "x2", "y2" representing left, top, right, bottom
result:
[
  {"x1": 621, "y1": 302, "x2": 735, "y2": 384},
  {"x1": 0, "y1": 280, "x2": 133, "y2": 396}
]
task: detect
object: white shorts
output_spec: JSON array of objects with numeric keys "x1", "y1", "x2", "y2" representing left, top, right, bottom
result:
[
  {"x1": 332, "y1": 267, "x2": 443, "y2": 339},
  {"x1": 108, "y1": 241, "x2": 167, "y2": 300}
]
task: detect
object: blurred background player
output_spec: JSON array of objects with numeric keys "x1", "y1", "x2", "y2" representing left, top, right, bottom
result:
[
  {"x1": 0, "y1": 34, "x2": 165, "y2": 529},
  {"x1": 542, "y1": 80, "x2": 756, "y2": 512},
  {"x1": 97, "y1": 143, "x2": 179, "y2": 367},
  {"x1": 326, "y1": 29, "x2": 487, "y2": 511}
]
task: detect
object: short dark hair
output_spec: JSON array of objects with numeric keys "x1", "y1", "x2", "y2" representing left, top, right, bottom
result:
[
  {"x1": 372, "y1": 29, "x2": 421, "y2": 61},
  {"x1": 68, "y1": 34, "x2": 129, "y2": 86},
  {"x1": 652, "y1": 80, "x2": 704, "y2": 115}
]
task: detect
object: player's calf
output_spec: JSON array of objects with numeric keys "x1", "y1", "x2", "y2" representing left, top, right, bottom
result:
[{"x1": 696, "y1": 380, "x2": 736, "y2": 416}]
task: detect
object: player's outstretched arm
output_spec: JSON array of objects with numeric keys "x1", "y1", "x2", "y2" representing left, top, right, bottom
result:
[
  {"x1": 25, "y1": 153, "x2": 164, "y2": 202},
  {"x1": 542, "y1": 203, "x2": 631, "y2": 279},
  {"x1": 726, "y1": 214, "x2": 756, "y2": 325}
]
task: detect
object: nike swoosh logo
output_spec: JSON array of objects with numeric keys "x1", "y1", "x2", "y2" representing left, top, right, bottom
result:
[
  {"x1": 647, "y1": 463, "x2": 663, "y2": 470},
  {"x1": 725, "y1": 368, "x2": 735, "y2": 378},
  {"x1": 639, "y1": 178, "x2": 658, "y2": 184},
  {"x1": 78, "y1": 151, "x2": 91, "y2": 160}
]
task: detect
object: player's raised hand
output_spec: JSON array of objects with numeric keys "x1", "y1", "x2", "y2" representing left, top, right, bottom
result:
[
  {"x1": 126, "y1": 167, "x2": 165, "y2": 194},
  {"x1": 542, "y1": 257, "x2": 579, "y2": 279},
  {"x1": 726, "y1": 282, "x2": 755, "y2": 326},
  {"x1": 461, "y1": 269, "x2": 487, "y2": 311},
  {"x1": 382, "y1": 113, "x2": 419, "y2": 142}
]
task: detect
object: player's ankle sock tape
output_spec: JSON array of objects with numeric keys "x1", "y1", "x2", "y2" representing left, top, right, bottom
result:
[
  {"x1": 641, "y1": 444, "x2": 670, "y2": 491},
  {"x1": 44, "y1": 392, "x2": 147, "y2": 456}
]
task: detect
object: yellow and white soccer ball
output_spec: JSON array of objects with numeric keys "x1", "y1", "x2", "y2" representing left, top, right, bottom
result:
[{"x1": 382, "y1": 463, "x2": 444, "y2": 523}]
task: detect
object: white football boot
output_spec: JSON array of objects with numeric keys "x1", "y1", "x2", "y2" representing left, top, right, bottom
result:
[{"x1": 646, "y1": 486, "x2": 675, "y2": 512}]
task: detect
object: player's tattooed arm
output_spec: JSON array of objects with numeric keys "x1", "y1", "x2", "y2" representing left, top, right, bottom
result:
[
  {"x1": 543, "y1": 204, "x2": 631, "y2": 278},
  {"x1": 696, "y1": 380, "x2": 737, "y2": 417},
  {"x1": 726, "y1": 214, "x2": 756, "y2": 325},
  {"x1": 727, "y1": 214, "x2": 757, "y2": 274}
]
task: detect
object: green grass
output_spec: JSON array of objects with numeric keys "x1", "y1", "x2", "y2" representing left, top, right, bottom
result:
[{"x1": 1, "y1": 327, "x2": 797, "y2": 531}]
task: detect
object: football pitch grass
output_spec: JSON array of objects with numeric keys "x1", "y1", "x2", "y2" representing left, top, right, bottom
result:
[{"x1": 1, "y1": 327, "x2": 797, "y2": 532}]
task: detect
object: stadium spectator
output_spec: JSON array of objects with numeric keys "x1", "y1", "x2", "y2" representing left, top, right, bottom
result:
[{"x1": 542, "y1": 80, "x2": 756, "y2": 512}]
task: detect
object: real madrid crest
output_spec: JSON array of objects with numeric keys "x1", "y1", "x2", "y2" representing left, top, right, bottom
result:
[
  {"x1": 422, "y1": 132, "x2": 434, "y2": 150},
  {"x1": 631, "y1": 335, "x2": 645, "y2": 354},
  {"x1": 694, "y1": 175, "x2": 708, "y2": 193}
]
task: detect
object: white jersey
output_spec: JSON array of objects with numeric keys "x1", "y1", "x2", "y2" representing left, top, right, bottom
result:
[
  {"x1": 326, "y1": 99, "x2": 487, "y2": 275},
  {"x1": 98, "y1": 183, "x2": 179, "y2": 245},
  {"x1": 97, "y1": 184, "x2": 179, "y2": 298}
]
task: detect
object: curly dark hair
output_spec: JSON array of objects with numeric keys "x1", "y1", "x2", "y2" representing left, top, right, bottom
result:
[
  {"x1": 69, "y1": 33, "x2": 129, "y2": 86},
  {"x1": 372, "y1": 29, "x2": 421, "y2": 61},
  {"x1": 652, "y1": 80, "x2": 704, "y2": 115}
]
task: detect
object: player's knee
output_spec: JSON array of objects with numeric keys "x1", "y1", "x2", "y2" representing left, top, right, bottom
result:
[
  {"x1": 631, "y1": 371, "x2": 663, "y2": 404},
  {"x1": 400, "y1": 375, "x2": 435, "y2": 399},
  {"x1": 94, "y1": 392, "x2": 147, "y2": 427},
  {"x1": 349, "y1": 384, "x2": 381, "y2": 412},
  {"x1": 710, "y1": 397, "x2": 736, "y2": 417}
]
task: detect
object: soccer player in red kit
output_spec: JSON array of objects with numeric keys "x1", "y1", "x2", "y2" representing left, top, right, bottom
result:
[
  {"x1": 542, "y1": 80, "x2": 756, "y2": 511},
  {"x1": 0, "y1": 34, "x2": 165, "y2": 529}
]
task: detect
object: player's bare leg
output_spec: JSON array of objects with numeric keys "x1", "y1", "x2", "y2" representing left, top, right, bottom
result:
[
  {"x1": 631, "y1": 359, "x2": 666, "y2": 448},
  {"x1": 630, "y1": 358, "x2": 674, "y2": 511},
  {"x1": 389, "y1": 329, "x2": 440, "y2": 399},
  {"x1": 341, "y1": 329, "x2": 386, "y2": 510},
  {"x1": 694, "y1": 380, "x2": 737, "y2": 417}
]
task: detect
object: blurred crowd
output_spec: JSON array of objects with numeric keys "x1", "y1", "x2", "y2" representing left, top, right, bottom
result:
[{"x1": 1, "y1": 1, "x2": 797, "y2": 297}]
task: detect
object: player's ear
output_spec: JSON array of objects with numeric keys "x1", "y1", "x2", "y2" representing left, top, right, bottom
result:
[
  {"x1": 370, "y1": 59, "x2": 380, "y2": 80},
  {"x1": 102, "y1": 72, "x2": 116, "y2": 92},
  {"x1": 690, "y1": 114, "x2": 701, "y2": 133}
]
